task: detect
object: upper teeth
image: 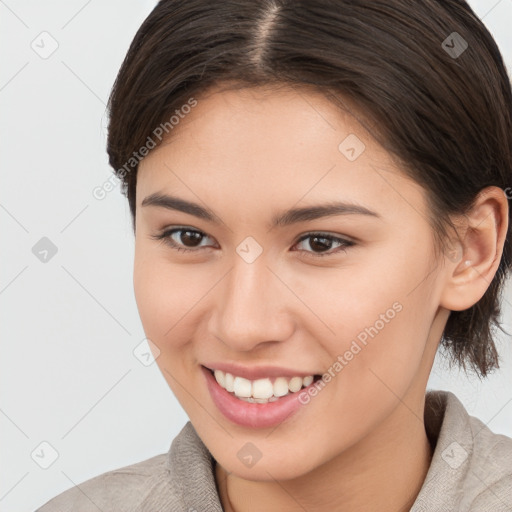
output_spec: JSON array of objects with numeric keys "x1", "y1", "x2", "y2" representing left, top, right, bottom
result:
[{"x1": 213, "y1": 369, "x2": 314, "y2": 402}]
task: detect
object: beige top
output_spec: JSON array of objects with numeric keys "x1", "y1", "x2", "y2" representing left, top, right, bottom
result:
[{"x1": 36, "y1": 390, "x2": 512, "y2": 511}]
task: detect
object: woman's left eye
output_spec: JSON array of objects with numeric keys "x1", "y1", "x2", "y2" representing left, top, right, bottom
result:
[
  {"x1": 293, "y1": 233, "x2": 355, "y2": 257},
  {"x1": 151, "y1": 227, "x2": 355, "y2": 257}
]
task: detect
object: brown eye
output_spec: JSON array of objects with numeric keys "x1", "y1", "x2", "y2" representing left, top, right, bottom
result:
[
  {"x1": 150, "y1": 227, "x2": 214, "y2": 253},
  {"x1": 178, "y1": 230, "x2": 204, "y2": 247},
  {"x1": 308, "y1": 236, "x2": 333, "y2": 252},
  {"x1": 294, "y1": 233, "x2": 355, "y2": 257}
]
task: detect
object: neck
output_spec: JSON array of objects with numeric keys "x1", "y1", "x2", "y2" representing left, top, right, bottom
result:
[{"x1": 216, "y1": 390, "x2": 433, "y2": 512}]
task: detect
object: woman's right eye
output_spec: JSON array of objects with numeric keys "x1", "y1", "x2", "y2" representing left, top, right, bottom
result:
[{"x1": 150, "y1": 227, "x2": 215, "y2": 253}]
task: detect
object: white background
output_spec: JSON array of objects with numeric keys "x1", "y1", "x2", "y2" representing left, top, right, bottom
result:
[{"x1": 1, "y1": 1, "x2": 511, "y2": 510}]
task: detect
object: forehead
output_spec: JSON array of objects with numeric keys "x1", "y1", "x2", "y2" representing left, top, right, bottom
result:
[{"x1": 136, "y1": 84, "x2": 428, "y2": 222}]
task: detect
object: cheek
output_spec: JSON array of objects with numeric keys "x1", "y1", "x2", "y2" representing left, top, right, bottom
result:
[
  {"x1": 133, "y1": 253, "x2": 202, "y2": 402},
  {"x1": 133, "y1": 249, "x2": 217, "y2": 349},
  {"x1": 133, "y1": 250, "x2": 189, "y2": 342},
  {"x1": 303, "y1": 248, "x2": 434, "y2": 389}
]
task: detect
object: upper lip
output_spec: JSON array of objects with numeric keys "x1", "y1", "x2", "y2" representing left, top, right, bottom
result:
[{"x1": 202, "y1": 362, "x2": 320, "y2": 381}]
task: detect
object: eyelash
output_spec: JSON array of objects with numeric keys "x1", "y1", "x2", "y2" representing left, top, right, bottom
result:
[{"x1": 150, "y1": 227, "x2": 355, "y2": 258}]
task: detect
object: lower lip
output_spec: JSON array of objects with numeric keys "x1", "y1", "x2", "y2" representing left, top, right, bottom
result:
[{"x1": 201, "y1": 365, "x2": 315, "y2": 429}]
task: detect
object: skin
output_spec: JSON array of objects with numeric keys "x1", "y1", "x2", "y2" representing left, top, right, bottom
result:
[{"x1": 133, "y1": 84, "x2": 508, "y2": 512}]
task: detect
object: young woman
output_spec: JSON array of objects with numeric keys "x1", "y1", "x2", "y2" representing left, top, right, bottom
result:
[{"x1": 37, "y1": 0, "x2": 512, "y2": 510}]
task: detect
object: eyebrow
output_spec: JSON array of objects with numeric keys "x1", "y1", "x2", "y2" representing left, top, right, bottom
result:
[{"x1": 141, "y1": 192, "x2": 381, "y2": 228}]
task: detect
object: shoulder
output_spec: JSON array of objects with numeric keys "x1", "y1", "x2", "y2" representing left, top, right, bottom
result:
[
  {"x1": 34, "y1": 422, "x2": 209, "y2": 512},
  {"x1": 412, "y1": 390, "x2": 512, "y2": 512},
  {"x1": 469, "y1": 476, "x2": 512, "y2": 512},
  {"x1": 464, "y1": 399, "x2": 512, "y2": 511},
  {"x1": 35, "y1": 452, "x2": 178, "y2": 511}
]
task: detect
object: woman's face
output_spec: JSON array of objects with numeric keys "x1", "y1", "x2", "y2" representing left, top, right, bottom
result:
[{"x1": 134, "y1": 84, "x2": 452, "y2": 480}]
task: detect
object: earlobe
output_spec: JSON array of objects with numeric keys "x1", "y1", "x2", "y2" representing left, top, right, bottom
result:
[{"x1": 439, "y1": 186, "x2": 509, "y2": 312}]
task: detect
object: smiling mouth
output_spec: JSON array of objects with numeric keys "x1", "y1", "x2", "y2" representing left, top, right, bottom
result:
[{"x1": 204, "y1": 366, "x2": 322, "y2": 403}]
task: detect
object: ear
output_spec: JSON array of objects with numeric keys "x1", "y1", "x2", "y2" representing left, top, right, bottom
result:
[{"x1": 439, "y1": 186, "x2": 509, "y2": 312}]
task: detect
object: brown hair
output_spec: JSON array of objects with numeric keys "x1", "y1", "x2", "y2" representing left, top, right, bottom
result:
[{"x1": 106, "y1": 0, "x2": 512, "y2": 378}]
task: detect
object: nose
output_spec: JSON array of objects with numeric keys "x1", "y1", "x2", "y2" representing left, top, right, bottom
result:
[{"x1": 210, "y1": 253, "x2": 294, "y2": 352}]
